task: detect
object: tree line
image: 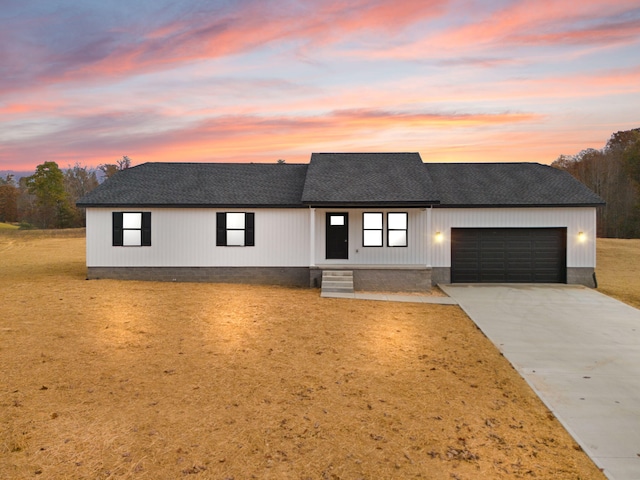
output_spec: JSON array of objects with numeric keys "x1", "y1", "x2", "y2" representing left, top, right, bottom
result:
[
  {"x1": 551, "y1": 128, "x2": 640, "y2": 238},
  {"x1": 2, "y1": 135, "x2": 639, "y2": 237},
  {"x1": 0, "y1": 156, "x2": 131, "y2": 229}
]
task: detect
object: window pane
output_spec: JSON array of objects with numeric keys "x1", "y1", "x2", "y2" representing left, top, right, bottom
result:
[
  {"x1": 388, "y1": 213, "x2": 407, "y2": 229},
  {"x1": 227, "y1": 230, "x2": 245, "y2": 246},
  {"x1": 122, "y1": 212, "x2": 142, "y2": 229},
  {"x1": 363, "y1": 213, "x2": 382, "y2": 229},
  {"x1": 227, "y1": 213, "x2": 245, "y2": 229},
  {"x1": 363, "y1": 230, "x2": 382, "y2": 246},
  {"x1": 388, "y1": 230, "x2": 407, "y2": 247},
  {"x1": 330, "y1": 215, "x2": 344, "y2": 226},
  {"x1": 123, "y1": 230, "x2": 142, "y2": 246}
]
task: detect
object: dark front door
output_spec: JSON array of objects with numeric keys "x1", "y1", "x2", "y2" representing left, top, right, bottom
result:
[{"x1": 326, "y1": 213, "x2": 348, "y2": 259}]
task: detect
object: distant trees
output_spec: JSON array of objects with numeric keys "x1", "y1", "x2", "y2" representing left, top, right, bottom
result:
[
  {"x1": 25, "y1": 162, "x2": 73, "y2": 228},
  {"x1": 6, "y1": 156, "x2": 129, "y2": 229},
  {"x1": 0, "y1": 175, "x2": 19, "y2": 223},
  {"x1": 98, "y1": 155, "x2": 131, "y2": 179},
  {"x1": 552, "y1": 128, "x2": 640, "y2": 238},
  {"x1": 64, "y1": 164, "x2": 100, "y2": 227}
]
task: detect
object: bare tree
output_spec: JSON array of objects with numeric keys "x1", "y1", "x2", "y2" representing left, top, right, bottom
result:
[
  {"x1": 64, "y1": 164, "x2": 99, "y2": 227},
  {"x1": 98, "y1": 155, "x2": 132, "y2": 181}
]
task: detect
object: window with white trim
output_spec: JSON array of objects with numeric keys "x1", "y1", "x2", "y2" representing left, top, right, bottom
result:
[
  {"x1": 216, "y1": 212, "x2": 255, "y2": 246},
  {"x1": 387, "y1": 212, "x2": 408, "y2": 247},
  {"x1": 363, "y1": 212, "x2": 383, "y2": 246}
]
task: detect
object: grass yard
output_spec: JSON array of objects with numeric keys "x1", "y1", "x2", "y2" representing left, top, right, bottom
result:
[
  {"x1": 596, "y1": 238, "x2": 640, "y2": 309},
  {"x1": 0, "y1": 222, "x2": 19, "y2": 230},
  {"x1": 3, "y1": 232, "x2": 634, "y2": 479}
]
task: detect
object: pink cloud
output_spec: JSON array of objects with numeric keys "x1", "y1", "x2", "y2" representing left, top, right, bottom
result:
[
  {"x1": 0, "y1": 107, "x2": 540, "y2": 170},
  {"x1": 459, "y1": 0, "x2": 640, "y2": 46},
  {"x1": 1, "y1": 0, "x2": 448, "y2": 94},
  {"x1": 374, "y1": 0, "x2": 640, "y2": 59}
]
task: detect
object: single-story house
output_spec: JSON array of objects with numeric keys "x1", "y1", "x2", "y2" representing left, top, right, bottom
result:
[{"x1": 77, "y1": 153, "x2": 604, "y2": 291}]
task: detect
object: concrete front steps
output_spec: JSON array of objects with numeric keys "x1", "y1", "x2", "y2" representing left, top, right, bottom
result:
[{"x1": 321, "y1": 270, "x2": 354, "y2": 295}]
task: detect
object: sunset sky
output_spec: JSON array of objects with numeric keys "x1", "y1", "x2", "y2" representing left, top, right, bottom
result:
[{"x1": 1, "y1": 0, "x2": 639, "y2": 171}]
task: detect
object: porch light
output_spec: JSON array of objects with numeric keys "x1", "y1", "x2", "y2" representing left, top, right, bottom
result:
[
  {"x1": 578, "y1": 231, "x2": 586, "y2": 242},
  {"x1": 435, "y1": 231, "x2": 443, "y2": 242}
]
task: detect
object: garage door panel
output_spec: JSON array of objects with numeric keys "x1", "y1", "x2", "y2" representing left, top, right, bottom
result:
[
  {"x1": 507, "y1": 273, "x2": 535, "y2": 282},
  {"x1": 482, "y1": 252, "x2": 506, "y2": 261},
  {"x1": 482, "y1": 263, "x2": 506, "y2": 272},
  {"x1": 507, "y1": 237, "x2": 533, "y2": 246},
  {"x1": 451, "y1": 228, "x2": 566, "y2": 283}
]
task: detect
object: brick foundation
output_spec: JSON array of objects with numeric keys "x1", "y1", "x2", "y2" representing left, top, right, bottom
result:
[
  {"x1": 88, "y1": 265, "x2": 594, "y2": 289},
  {"x1": 86, "y1": 266, "x2": 310, "y2": 287},
  {"x1": 567, "y1": 267, "x2": 597, "y2": 288}
]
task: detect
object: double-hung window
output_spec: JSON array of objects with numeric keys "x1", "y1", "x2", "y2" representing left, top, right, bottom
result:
[
  {"x1": 112, "y1": 212, "x2": 151, "y2": 246},
  {"x1": 362, "y1": 212, "x2": 383, "y2": 247},
  {"x1": 216, "y1": 212, "x2": 255, "y2": 246},
  {"x1": 387, "y1": 212, "x2": 408, "y2": 247}
]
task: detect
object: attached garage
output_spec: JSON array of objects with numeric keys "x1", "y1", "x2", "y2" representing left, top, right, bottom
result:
[{"x1": 451, "y1": 228, "x2": 567, "y2": 283}]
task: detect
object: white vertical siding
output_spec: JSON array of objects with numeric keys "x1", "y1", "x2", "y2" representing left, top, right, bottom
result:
[
  {"x1": 431, "y1": 207, "x2": 597, "y2": 268},
  {"x1": 86, "y1": 208, "x2": 309, "y2": 267},
  {"x1": 313, "y1": 208, "x2": 428, "y2": 265},
  {"x1": 86, "y1": 206, "x2": 598, "y2": 269}
]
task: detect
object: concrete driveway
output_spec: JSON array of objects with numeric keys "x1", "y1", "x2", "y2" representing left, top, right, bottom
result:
[{"x1": 439, "y1": 284, "x2": 640, "y2": 480}]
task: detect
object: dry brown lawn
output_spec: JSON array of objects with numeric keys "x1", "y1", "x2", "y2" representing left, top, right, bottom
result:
[
  {"x1": 596, "y1": 238, "x2": 640, "y2": 309},
  {"x1": 2, "y1": 231, "x2": 628, "y2": 479}
]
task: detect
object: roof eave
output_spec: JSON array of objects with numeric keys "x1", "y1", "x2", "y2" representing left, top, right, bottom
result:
[
  {"x1": 432, "y1": 202, "x2": 606, "y2": 208},
  {"x1": 77, "y1": 203, "x2": 308, "y2": 209},
  {"x1": 302, "y1": 200, "x2": 440, "y2": 208}
]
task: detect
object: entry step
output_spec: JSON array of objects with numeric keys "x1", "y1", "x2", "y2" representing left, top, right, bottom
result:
[{"x1": 321, "y1": 270, "x2": 354, "y2": 294}]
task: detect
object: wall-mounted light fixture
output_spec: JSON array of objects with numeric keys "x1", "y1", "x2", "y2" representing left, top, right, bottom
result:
[
  {"x1": 578, "y1": 231, "x2": 586, "y2": 242},
  {"x1": 435, "y1": 231, "x2": 443, "y2": 242}
]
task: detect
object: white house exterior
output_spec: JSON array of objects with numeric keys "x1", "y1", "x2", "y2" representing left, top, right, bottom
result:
[{"x1": 77, "y1": 153, "x2": 604, "y2": 291}]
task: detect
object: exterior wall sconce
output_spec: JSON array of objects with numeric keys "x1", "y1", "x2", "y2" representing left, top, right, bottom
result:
[
  {"x1": 435, "y1": 231, "x2": 443, "y2": 242},
  {"x1": 578, "y1": 231, "x2": 586, "y2": 242}
]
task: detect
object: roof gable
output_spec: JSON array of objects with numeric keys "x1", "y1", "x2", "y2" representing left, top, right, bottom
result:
[{"x1": 301, "y1": 153, "x2": 439, "y2": 206}]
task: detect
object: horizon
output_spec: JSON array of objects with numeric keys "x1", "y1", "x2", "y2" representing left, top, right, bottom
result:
[{"x1": 1, "y1": 0, "x2": 639, "y2": 171}]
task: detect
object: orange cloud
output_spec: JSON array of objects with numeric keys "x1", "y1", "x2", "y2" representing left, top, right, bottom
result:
[
  {"x1": 0, "y1": 107, "x2": 541, "y2": 170},
  {"x1": 374, "y1": 0, "x2": 640, "y2": 59}
]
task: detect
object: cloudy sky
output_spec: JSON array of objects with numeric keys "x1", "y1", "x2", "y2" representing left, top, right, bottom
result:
[{"x1": 1, "y1": 0, "x2": 639, "y2": 171}]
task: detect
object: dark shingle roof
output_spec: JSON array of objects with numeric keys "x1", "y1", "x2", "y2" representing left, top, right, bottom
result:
[
  {"x1": 301, "y1": 153, "x2": 439, "y2": 206},
  {"x1": 76, "y1": 162, "x2": 308, "y2": 207},
  {"x1": 76, "y1": 157, "x2": 604, "y2": 208},
  {"x1": 426, "y1": 162, "x2": 605, "y2": 207}
]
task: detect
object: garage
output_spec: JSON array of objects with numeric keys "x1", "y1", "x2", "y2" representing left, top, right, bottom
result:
[{"x1": 451, "y1": 228, "x2": 567, "y2": 283}]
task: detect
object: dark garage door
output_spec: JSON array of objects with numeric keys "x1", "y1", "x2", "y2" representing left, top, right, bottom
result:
[{"x1": 451, "y1": 228, "x2": 566, "y2": 283}]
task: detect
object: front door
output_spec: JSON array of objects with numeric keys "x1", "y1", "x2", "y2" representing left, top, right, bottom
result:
[{"x1": 326, "y1": 213, "x2": 348, "y2": 259}]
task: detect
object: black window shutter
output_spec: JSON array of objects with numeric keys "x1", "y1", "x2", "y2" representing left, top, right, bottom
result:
[
  {"x1": 112, "y1": 212, "x2": 123, "y2": 246},
  {"x1": 141, "y1": 212, "x2": 152, "y2": 246},
  {"x1": 245, "y1": 212, "x2": 255, "y2": 246},
  {"x1": 216, "y1": 212, "x2": 226, "y2": 246}
]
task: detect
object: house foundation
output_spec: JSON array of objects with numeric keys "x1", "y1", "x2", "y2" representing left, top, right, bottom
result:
[
  {"x1": 310, "y1": 266, "x2": 432, "y2": 293},
  {"x1": 86, "y1": 266, "x2": 310, "y2": 287}
]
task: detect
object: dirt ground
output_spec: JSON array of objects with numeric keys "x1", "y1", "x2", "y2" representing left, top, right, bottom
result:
[{"x1": 1, "y1": 231, "x2": 625, "y2": 479}]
